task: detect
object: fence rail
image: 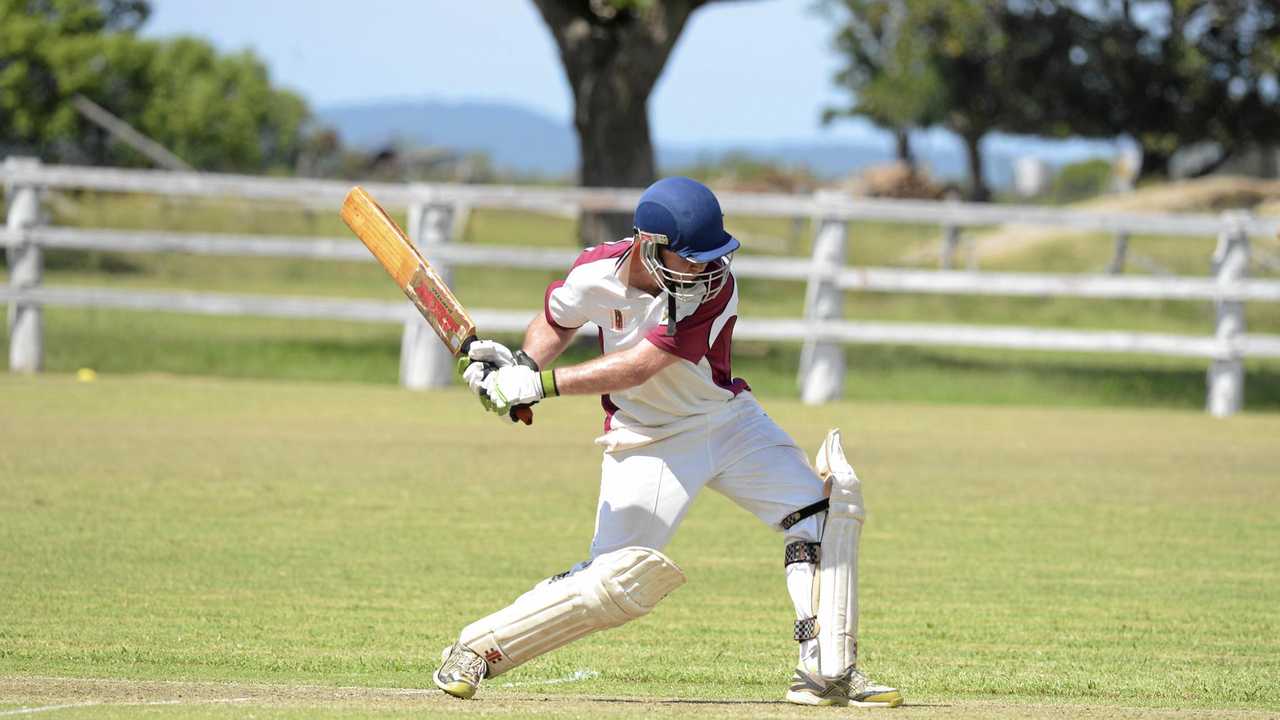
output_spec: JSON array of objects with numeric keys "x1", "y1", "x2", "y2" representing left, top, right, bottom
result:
[
  {"x1": 6, "y1": 284, "x2": 1277, "y2": 362},
  {"x1": 5, "y1": 157, "x2": 1280, "y2": 415},
  {"x1": 6, "y1": 161, "x2": 1280, "y2": 236},
  {"x1": 7, "y1": 225, "x2": 1280, "y2": 303}
]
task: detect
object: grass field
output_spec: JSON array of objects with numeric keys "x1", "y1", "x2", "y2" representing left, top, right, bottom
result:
[{"x1": 2, "y1": 374, "x2": 1278, "y2": 718}]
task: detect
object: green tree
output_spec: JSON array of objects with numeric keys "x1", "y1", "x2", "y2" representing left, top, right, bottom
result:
[
  {"x1": 0, "y1": 0, "x2": 146, "y2": 151},
  {"x1": 824, "y1": 1, "x2": 1280, "y2": 189},
  {"x1": 1065, "y1": 0, "x2": 1280, "y2": 177},
  {"x1": 121, "y1": 39, "x2": 308, "y2": 171},
  {"x1": 823, "y1": 1, "x2": 1090, "y2": 201},
  {"x1": 820, "y1": 1, "x2": 945, "y2": 168},
  {"x1": 1, "y1": 0, "x2": 310, "y2": 172}
]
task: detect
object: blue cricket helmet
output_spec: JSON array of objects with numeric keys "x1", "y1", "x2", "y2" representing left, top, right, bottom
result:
[{"x1": 633, "y1": 177, "x2": 740, "y2": 263}]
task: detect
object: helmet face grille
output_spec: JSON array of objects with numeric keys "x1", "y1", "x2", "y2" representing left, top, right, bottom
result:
[{"x1": 637, "y1": 230, "x2": 731, "y2": 303}]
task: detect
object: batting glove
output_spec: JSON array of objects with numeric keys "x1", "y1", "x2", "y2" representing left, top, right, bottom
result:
[
  {"x1": 480, "y1": 364, "x2": 558, "y2": 414},
  {"x1": 458, "y1": 339, "x2": 516, "y2": 394},
  {"x1": 467, "y1": 338, "x2": 516, "y2": 366}
]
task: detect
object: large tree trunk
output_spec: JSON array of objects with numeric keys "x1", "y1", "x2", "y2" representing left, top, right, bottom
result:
[
  {"x1": 961, "y1": 132, "x2": 990, "y2": 202},
  {"x1": 894, "y1": 127, "x2": 914, "y2": 168},
  {"x1": 574, "y1": 71, "x2": 658, "y2": 245},
  {"x1": 532, "y1": 0, "x2": 704, "y2": 245},
  {"x1": 1138, "y1": 147, "x2": 1171, "y2": 180}
]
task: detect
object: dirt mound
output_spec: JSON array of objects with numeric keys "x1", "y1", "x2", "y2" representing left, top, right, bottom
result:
[
  {"x1": 845, "y1": 162, "x2": 951, "y2": 200},
  {"x1": 1077, "y1": 176, "x2": 1280, "y2": 214}
]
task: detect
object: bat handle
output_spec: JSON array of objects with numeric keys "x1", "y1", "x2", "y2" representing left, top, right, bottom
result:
[{"x1": 512, "y1": 404, "x2": 534, "y2": 425}]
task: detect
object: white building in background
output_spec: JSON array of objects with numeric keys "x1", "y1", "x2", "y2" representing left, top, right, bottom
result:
[
  {"x1": 1013, "y1": 156, "x2": 1050, "y2": 197},
  {"x1": 1113, "y1": 144, "x2": 1142, "y2": 192}
]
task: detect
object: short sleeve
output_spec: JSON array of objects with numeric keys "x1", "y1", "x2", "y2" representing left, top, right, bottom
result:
[
  {"x1": 544, "y1": 278, "x2": 589, "y2": 330},
  {"x1": 644, "y1": 276, "x2": 737, "y2": 363}
]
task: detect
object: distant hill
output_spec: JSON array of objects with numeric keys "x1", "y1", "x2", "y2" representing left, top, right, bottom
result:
[
  {"x1": 317, "y1": 100, "x2": 576, "y2": 177},
  {"x1": 316, "y1": 99, "x2": 1110, "y2": 189}
]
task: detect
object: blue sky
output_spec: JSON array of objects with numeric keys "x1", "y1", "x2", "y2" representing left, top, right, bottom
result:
[{"x1": 141, "y1": 1, "x2": 894, "y2": 146}]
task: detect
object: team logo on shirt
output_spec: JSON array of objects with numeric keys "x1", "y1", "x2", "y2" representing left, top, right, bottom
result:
[{"x1": 612, "y1": 309, "x2": 624, "y2": 331}]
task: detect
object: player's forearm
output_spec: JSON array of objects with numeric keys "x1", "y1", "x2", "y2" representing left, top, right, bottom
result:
[
  {"x1": 552, "y1": 352, "x2": 653, "y2": 396},
  {"x1": 521, "y1": 312, "x2": 577, "y2": 369},
  {"x1": 551, "y1": 340, "x2": 676, "y2": 396}
]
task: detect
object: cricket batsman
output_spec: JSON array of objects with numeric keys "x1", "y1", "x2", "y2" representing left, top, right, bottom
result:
[{"x1": 434, "y1": 177, "x2": 902, "y2": 707}]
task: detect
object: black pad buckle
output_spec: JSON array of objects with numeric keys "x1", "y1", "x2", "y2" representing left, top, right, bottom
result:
[
  {"x1": 784, "y1": 541, "x2": 820, "y2": 566},
  {"x1": 794, "y1": 616, "x2": 818, "y2": 642},
  {"x1": 780, "y1": 498, "x2": 829, "y2": 530}
]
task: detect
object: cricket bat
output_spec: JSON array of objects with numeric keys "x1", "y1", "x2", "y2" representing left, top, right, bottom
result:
[{"x1": 340, "y1": 186, "x2": 533, "y2": 425}]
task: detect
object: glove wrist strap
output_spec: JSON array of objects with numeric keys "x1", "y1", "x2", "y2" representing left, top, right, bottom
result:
[
  {"x1": 513, "y1": 350, "x2": 540, "y2": 371},
  {"x1": 539, "y1": 369, "x2": 559, "y2": 398}
]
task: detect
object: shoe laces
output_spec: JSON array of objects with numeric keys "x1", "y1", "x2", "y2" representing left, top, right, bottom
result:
[
  {"x1": 844, "y1": 667, "x2": 872, "y2": 692},
  {"x1": 444, "y1": 646, "x2": 487, "y2": 682}
]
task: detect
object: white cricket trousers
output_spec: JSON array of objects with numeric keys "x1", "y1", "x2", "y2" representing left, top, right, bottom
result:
[{"x1": 589, "y1": 393, "x2": 826, "y2": 557}]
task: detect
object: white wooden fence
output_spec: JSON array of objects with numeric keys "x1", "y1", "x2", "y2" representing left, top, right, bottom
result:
[{"x1": 4, "y1": 157, "x2": 1280, "y2": 415}]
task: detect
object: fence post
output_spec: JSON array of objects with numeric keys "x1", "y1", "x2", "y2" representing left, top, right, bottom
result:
[
  {"x1": 1206, "y1": 211, "x2": 1250, "y2": 417},
  {"x1": 1106, "y1": 231, "x2": 1130, "y2": 274},
  {"x1": 799, "y1": 192, "x2": 847, "y2": 405},
  {"x1": 399, "y1": 191, "x2": 457, "y2": 390},
  {"x1": 940, "y1": 224, "x2": 960, "y2": 270},
  {"x1": 5, "y1": 157, "x2": 44, "y2": 373}
]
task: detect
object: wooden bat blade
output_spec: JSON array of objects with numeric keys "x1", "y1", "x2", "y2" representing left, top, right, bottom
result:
[
  {"x1": 340, "y1": 186, "x2": 533, "y2": 425},
  {"x1": 339, "y1": 187, "x2": 416, "y2": 286},
  {"x1": 340, "y1": 186, "x2": 476, "y2": 355}
]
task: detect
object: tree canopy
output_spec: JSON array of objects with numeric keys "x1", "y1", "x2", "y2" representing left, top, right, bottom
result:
[
  {"x1": 1065, "y1": 0, "x2": 1280, "y2": 176},
  {"x1": 823, "y1": 0, "x2": 1280, "y2": 198},
  {"x1": 1, "y1": 0, "x2": 309, "y2": 172},
  {"x1": 823, "y1": 0, "x2": 1099, "y2": 200}
]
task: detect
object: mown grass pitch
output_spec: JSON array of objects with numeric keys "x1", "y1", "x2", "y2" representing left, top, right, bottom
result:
[{"x1": 1, "y1": 375, "x2": 1278, "y2": 718}]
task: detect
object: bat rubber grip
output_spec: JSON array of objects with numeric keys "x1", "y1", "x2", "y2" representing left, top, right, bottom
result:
[{"x1": 512, "y1": 404, "x2": 534, "y2": 425}]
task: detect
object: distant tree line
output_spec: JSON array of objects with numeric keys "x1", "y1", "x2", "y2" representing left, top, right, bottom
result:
[
  {"x1": 6, "y1": 0, "x2": 1277, "y2": 210},
  {"x1": 821, "y1": 0, "x2": 1280, "y2": 200},
  {"x1": 533, "y1": 0, "x2": 1280, "y2": 217}
]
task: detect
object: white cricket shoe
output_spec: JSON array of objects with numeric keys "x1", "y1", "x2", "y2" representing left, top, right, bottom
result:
[
  {"x1": 786, "y1": 662, "x2": 903, "y2": 708},
  {"x1": 433, "y1": 643, "x2": 487, "y2": 699}
]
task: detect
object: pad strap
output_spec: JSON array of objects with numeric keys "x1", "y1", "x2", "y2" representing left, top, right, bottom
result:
[
  {"x1": 794, "y1": 616, "x2": 818, "y2": 642},
  {"x1": 784, "y1": 541, "x2": 820, "y2": 566},
  {"x1": 780, "y1": 499, "x2": 829, "y2": 530}
]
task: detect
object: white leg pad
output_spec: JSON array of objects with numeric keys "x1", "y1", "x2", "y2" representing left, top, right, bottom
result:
[
  {"x1": 458, "y1": 546, "x2": 686, "y2": 678},
  {"x1": 814, "y1": 429, "x2": 866, "y2": 678}
]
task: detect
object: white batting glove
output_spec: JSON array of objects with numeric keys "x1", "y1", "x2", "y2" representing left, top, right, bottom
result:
[
  {"x1": 481, "y1": 364, "x2": 558, "y2": 413},
  {"x1": 461, "y1": 339, "x2": 516, "y2": 394},
  {"x1": 467, "y1": 339, "x2": 515, "y2": 367},
  {"x1": 457, "y1": 362, "x2": 516, "y2": 424},
  {"x1": 461, "y1": 361, "x2": 492, "y2": 396}
]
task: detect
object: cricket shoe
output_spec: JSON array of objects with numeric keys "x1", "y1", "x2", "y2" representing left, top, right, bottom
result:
[
  {"x1": 433, "y1": 643, "x2": 487, "y2": 699},
  {"x1": 785, "y1": 662, "x2": 903, "y2": 708}
]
